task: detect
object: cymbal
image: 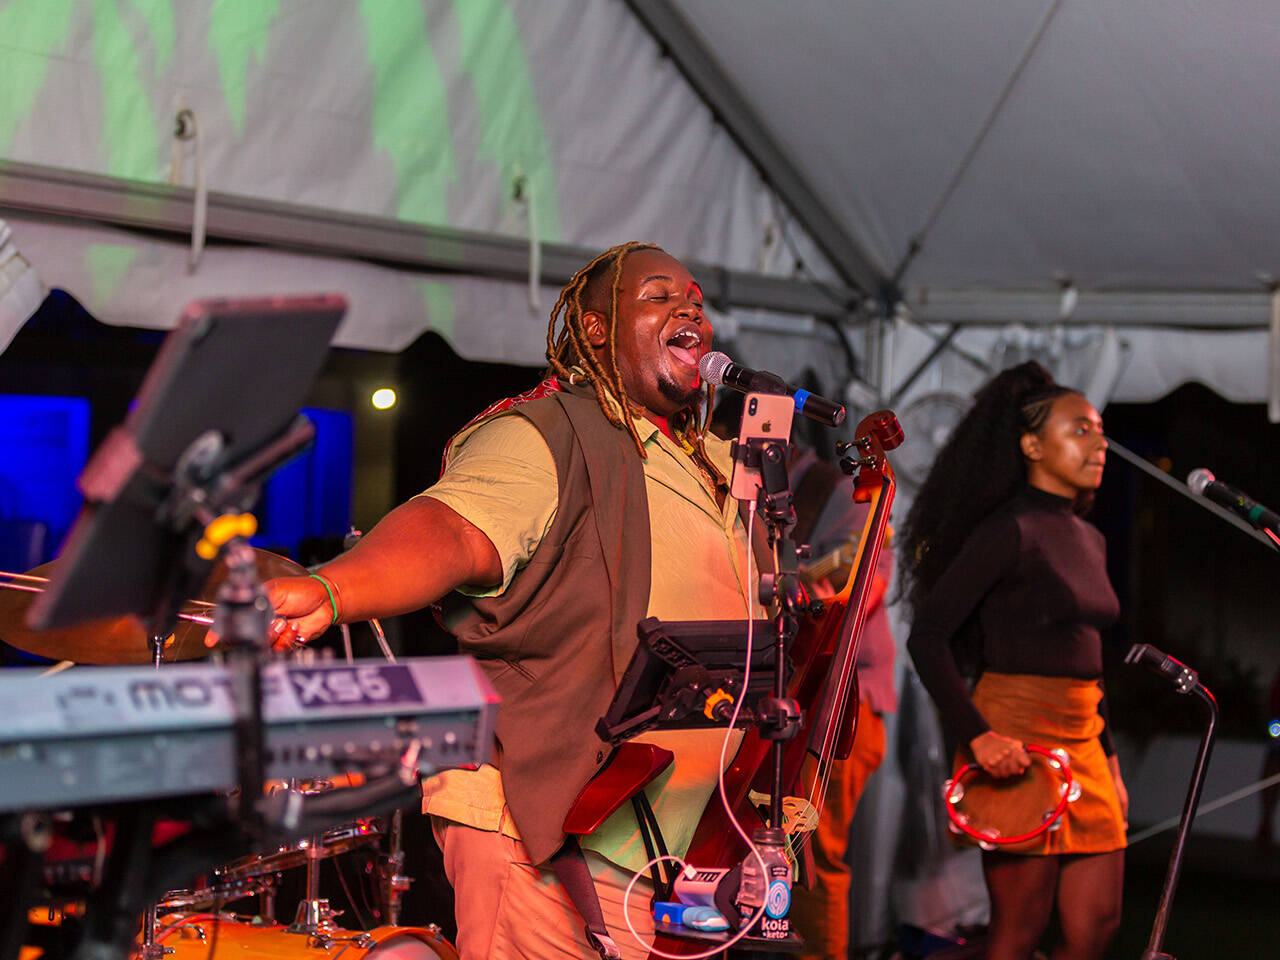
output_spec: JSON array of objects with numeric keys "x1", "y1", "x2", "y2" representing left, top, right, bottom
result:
[{"x1": 0, "y1": 550, "x2": 306, "y2": 664}]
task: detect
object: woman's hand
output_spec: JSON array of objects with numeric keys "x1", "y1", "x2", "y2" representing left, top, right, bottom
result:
[
  {"x1": 969, "y1": 730, "x2": 1032, "y2": 778},
  {"x1": 1108, "y1": 753, "x2": 1130, "y2": 828}
]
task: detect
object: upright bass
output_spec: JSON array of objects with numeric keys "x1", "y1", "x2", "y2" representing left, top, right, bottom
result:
[{"x1": 650, "y1": 409, "x2": 902, "y2": 957}]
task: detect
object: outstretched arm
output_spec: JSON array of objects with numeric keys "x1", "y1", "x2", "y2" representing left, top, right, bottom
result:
[{"x1": 265, "y1": 495, "x2": 501, "y2": 649}]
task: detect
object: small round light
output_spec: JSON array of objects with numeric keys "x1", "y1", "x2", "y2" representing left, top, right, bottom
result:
[
  {"x1": 371, "y1": 387, "x2": 397, "y2": 410},
  {"x1": 1268, "y1": 719, "x2": 1280, "y2": 739}
]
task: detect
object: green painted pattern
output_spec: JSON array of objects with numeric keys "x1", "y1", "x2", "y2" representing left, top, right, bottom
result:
[
  {"x1": 0, "y1": 0, "x2": 78, "y2": 153},
  {"x1": 208, "y1": 0, "x2": 281, "y2": 137},
  {"x1": 360, "y1": 0, "x2": 456, "y2": 225},
  {"x1": 127, "y1": 0, "x2": 176, "y2": 72},
  {"x1": 85, "y1": 242, "x2": 139, "y2": 305},
  {"x1": 90, "y1": 0, "x2": 161, "y2": 179},
  {"x1": 417, "y1": 278, "x2": 455, "y2": 340},
  {"x1": 453, "y1": 0, "x2": 560, "y2": 241}
]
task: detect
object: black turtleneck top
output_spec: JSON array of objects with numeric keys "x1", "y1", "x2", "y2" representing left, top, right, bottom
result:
[{"x1": 906, "y1": 485, "x2": 1121, "y2": 752}]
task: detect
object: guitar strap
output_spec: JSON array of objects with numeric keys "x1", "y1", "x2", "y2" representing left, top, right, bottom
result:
[{"x1": 550, "y1": 837, "x2": 623, "y2": 960}]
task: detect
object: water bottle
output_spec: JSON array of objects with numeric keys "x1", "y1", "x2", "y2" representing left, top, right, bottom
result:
[{"x1": 735, "y1": 827, "x2": 792, "y2": 940}]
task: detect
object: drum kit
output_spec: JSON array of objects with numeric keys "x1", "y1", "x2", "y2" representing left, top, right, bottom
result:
[{"x1": 0, "y1": 552, "x2": 458, "y2": 960}]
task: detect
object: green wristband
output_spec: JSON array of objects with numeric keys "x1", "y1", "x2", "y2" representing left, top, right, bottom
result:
[{"x1": 308, "y1": 573, "x2": 339, "y2": 626}]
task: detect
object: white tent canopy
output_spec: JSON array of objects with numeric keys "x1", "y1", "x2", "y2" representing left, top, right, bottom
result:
[
  {"x1": 0, "y1": 0, "x2": 833, "y2": 360},
  {"x1": 3, "y1": 0, "x2": 1277, "y2": 408}
]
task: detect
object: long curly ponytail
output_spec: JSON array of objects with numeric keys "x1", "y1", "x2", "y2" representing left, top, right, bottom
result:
[{"x1": 897, "y1": 361, "x2": 1080, "y2": 621}]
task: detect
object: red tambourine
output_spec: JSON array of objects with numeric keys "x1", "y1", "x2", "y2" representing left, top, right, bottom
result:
[{"x1": 943, "y1": 744, "x2": 1080, "y2": 848}]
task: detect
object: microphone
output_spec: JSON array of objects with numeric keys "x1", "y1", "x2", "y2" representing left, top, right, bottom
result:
[
  {"x1": 1187, "y1": 468, "x2": 1280, "y2": 535},
  {"x1": 699, "y1": 351, "x2": 846, "y2": 427}
]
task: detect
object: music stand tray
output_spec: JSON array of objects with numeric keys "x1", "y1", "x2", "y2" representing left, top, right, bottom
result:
[{"x1": 598, "y1": 616, "x2": 786, "y2": 745}]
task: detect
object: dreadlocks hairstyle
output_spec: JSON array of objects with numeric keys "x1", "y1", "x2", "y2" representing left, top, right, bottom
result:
[
  {"x1": 544, "y1": 241, "x2": 715, "y2": 459},
  {"x1": 897, "y1": 361, "x2": 1082, "y2": 623}
]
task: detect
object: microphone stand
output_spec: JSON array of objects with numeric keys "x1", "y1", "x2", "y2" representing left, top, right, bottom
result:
[
  {"x1": 728, "y1": 436, "x2": 808, "y2": 956},
  {"x1": 748, "y1": 437, "x2": 806, "y2": 833},
  {"x1": 1124, "y1": 643, "x2": 1219, "y2": 960}
]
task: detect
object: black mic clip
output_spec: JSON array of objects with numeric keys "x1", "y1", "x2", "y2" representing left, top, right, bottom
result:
[
  {"x1": 730, "y1": 437, "x2": 795, "y2": 530},
  {"x1": 1125, "y1": 643, "x2": 1200, "y2": 695}
]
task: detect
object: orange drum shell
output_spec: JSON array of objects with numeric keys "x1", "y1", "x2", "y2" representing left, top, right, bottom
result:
[{"x1": 159, "y1": 918, "x2": 458, "y2": 960}]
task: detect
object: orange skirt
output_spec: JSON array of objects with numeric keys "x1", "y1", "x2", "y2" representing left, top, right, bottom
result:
[{"x1": 952, "y1": 672, "x2": 1127, "y2": 856}]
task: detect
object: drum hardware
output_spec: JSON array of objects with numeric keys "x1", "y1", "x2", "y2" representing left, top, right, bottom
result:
[
  {"x1": 284, "y1": 838, "x2": 373, "y2": 950},
  {"x1": 138, "y1": 903, "x2": 172, "y2": 960},
  {"x1": 156, "y1": 875, "x2": 275, "y2": 914},
  {"x1": 375, "y1": 810, "x2": 411, "y2": 926}
]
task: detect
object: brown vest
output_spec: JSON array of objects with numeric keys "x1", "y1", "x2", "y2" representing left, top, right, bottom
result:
[{"x1": 439, "y1": 385, "x2": 652, "y2": 864}]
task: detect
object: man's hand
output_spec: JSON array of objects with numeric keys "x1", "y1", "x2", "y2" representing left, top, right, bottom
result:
[
  {"x1": 969, "y1": 730, "x2": 1032, "y2": 778},
  {"x1": 264, "y1": 577, "x2": 334, "y2": 651}
]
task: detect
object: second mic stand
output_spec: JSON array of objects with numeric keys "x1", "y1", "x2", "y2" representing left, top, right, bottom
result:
[{"x1": 1124, "y1": 643, "x2": 1220, "y2": 960}]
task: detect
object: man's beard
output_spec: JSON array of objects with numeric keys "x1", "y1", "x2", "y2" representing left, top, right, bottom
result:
[{"x1": 658, "y1": 373, "x2": 699, "y2": 409}]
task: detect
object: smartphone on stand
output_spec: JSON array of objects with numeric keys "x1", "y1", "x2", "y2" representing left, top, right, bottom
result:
[{"x1": 730, "y1": 392, "x2": 796, "y2": 504}]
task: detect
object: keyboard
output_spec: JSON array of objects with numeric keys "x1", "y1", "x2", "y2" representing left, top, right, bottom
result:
[{"x1": 0, "y1": 656, "x2": 497, "y2": 812}]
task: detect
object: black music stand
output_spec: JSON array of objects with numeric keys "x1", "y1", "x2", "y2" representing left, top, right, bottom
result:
[
  {"x1": 29, "y1": 294, "x2": 346, "y2": 645},
  {"x1": 18, "y1": 294, "x2": 345, "y2": 960}
]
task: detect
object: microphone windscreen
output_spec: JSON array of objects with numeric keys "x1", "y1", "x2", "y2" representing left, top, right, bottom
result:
[
  {"x1": 1186, "y1": 468, "x2": 1215, "y2": 496},
  {"x1": 699, "y1": 351, "x2": 733, "y2": 386}
]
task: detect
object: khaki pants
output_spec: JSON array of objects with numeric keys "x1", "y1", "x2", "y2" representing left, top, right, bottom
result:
[
  {"x1": 788, "y1": 697, "x2": 887, "y2": 960},
  {"x1": 433, "y1": 818, "x2": 656, "y2": 960}
]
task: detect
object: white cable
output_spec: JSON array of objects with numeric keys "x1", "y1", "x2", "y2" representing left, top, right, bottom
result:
[
  {"x1": 621, "y1": 500, "x2": 769, "y2": 958},
  {"x1": 189, "y1": 110, "x2": 207, "y2": 272},
  {"x1": 1126, "y1": 771, "x2": 1280, "y2": 845},
  {"x1": 170, "y1": 107, "x2": 207, "y2": 272},
  {"x1": 511, "y1": 171, "x2": 540, "y2": 313},
  {"x1": 167, "y1": 104, "x2": 186, "y2": 186},
  {"x1": 526, "y1": 184, "x2": 541, "y2": 314}
]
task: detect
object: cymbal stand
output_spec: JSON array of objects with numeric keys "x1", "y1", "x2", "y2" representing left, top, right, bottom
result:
[
  {"x1": 149, "y1": 636, "x2": 166, "y2": 670},
  {"x1": 377, "y1": 810, "x2": 411, "y2": 925},
  {"x1": 137, "y1": 904, "x2": 169, "y2": 960},
  {"x1": 286, "y1": 836, "x2": 373, "y2": 950}
]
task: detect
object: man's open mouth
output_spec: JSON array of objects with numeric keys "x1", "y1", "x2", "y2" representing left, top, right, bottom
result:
[{"x1": 666, "y1": 328, "x2": 702, "y2": 370}]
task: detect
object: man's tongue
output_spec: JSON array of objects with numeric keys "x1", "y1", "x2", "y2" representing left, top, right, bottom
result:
[{"x1": 667, "y1": 343, "x2": 698, "y2": 369}]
